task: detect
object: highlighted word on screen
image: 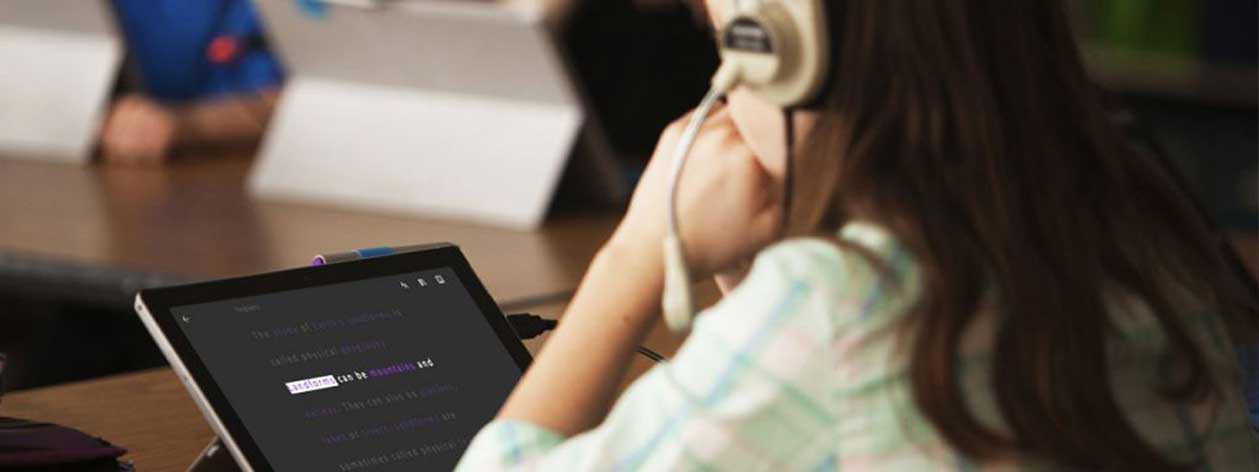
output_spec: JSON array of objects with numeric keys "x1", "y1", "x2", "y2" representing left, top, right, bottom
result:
[{"x1": 286, "y1": 375, "x2": 340, "y2": 395}]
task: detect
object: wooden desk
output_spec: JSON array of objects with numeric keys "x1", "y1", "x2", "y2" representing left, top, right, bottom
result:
[
  {"x1": 0, "y1": 155, "x2": 620, "y2": 306},
  {"x1": 1, "y1": 369, "x2": 213, "y2": 470},
  {"x1": 2, "y1": 153, "x2": 1253, "y2": 307}
]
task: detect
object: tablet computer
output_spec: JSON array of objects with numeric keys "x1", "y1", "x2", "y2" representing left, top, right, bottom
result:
[{"x1": 134, "y1": 243, "x2": 531, "y2": 472}]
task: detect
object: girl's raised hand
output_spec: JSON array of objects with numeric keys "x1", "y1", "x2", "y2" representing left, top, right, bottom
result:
[{"x1": 609, "y1": 105, "x2": 784, "y2": 280}]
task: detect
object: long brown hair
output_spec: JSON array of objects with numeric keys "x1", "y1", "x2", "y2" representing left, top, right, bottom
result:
[{"x1": 789, "y1": 1, "x2": 1257, "y2": 469}]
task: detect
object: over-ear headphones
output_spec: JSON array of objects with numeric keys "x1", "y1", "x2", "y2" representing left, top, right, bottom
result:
[
  {"x1": 715, "y1": 0, "x2": 830, "y2": 107},
  {"x1": 663, "y1": 0, "x2": 831, "y2": 333}
]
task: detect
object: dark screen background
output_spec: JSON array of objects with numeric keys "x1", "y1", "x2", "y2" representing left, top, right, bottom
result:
[{"x1": 172, "y1": 268, "x2": 522, "y2": 471}]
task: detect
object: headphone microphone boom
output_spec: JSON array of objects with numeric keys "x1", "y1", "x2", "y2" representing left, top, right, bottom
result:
[{"x1": 662, "y1": 0, "x2": 830, "y2": 333}]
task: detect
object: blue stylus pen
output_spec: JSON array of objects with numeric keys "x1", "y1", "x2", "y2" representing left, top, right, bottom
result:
[{"x1": 311, "y1": 244, "x2": 431, "y2": 266}]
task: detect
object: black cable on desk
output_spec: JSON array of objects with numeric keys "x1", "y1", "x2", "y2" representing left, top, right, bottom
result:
[
  {"x1": 634, "y1": 346, "x2": 666, "y2": 363},
  {"x1": 505, "y1": 313, "x2": 557, "y2": 339},
  {"x1": 507, "y1": 313, "x2": 666, "y2": 363}
]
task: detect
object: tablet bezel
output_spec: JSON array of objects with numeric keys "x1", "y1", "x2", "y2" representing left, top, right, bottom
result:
[{"x1": 135, "y1": 243, "x2": 532, "y2": 472}]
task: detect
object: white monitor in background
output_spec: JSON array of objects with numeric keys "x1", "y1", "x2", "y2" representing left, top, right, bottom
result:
[
  {"x1": 252, "y1": 0, "x2": 621, "y2": 229},
  {"x1": 0, "y1": 0, "x2": 122, "y2": 163}
]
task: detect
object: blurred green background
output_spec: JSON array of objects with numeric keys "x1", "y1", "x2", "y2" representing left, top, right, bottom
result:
[{"x1": 1072, "y1": 0, "x2": 1256, "y2": 231}]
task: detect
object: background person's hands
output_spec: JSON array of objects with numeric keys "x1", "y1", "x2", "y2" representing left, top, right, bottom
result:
[
  {"x1": 609, "y1": 105, "x2": 784, "y2": 280},
  {"x1": 99, "y1": 94, "x2": 179, "y2": 166}
]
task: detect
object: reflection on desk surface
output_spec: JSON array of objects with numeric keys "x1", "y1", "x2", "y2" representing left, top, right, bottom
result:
[{"x1": 0, "y1": 154, "x2": 619, "y2": 304}]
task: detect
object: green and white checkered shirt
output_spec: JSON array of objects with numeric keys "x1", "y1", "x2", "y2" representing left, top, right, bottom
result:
[{"x1": 456, "y1": 222, "x2": 1257, "y2": 470}]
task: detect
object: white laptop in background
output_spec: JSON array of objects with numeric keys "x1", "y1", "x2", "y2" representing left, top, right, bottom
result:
[
  {"x1": 251, "y1": 0, "x2": 622, "y2": 230},
  {"x1": 0, "y1": 0, "x2": 122, "y2": 163}
]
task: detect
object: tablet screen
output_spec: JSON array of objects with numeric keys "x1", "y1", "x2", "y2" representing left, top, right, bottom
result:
[{"x1": 170, "y1": 267, "x2": 521, "y2": 471}]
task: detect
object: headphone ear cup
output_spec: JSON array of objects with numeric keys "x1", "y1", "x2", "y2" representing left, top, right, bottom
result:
[{"x1": 716, "y1": 0, "x2": 829, "y2": 107}]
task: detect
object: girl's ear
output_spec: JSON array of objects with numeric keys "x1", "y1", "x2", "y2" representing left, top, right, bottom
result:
[{"x1": 725, "y1": 88, "x2": 789, "y2": 180}]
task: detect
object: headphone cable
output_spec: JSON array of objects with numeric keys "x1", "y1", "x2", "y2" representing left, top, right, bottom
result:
[
  {"x1": 666, "y1": 84, "x2": 733, "y2": 241},
  {"x1": 781, "y1": 108, "x2": 795, "y2": 235}
]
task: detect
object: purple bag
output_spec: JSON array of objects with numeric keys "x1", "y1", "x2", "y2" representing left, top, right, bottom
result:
[{"x1": 0, "y1": 417, "x2": 131, "y2": 471}]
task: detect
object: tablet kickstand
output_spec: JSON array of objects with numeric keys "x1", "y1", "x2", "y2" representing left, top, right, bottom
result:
[{"x1": 187, "y1": 438, "x2": 243, "y2": 472}]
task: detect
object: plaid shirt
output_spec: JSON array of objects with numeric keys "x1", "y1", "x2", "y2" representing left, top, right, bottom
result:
[{"x1": 457, "y1": 223, "x2": 1258, "y2": 470}]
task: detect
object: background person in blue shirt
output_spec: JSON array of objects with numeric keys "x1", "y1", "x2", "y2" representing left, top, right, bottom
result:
[{"x1": 100, "y1": 0, "x2": 285, "y2": 165}]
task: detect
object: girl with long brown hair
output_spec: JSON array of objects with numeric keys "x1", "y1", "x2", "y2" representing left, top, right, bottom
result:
[{"x1": 456, "y1": 0, "x2": 1258, "y2": 469}]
